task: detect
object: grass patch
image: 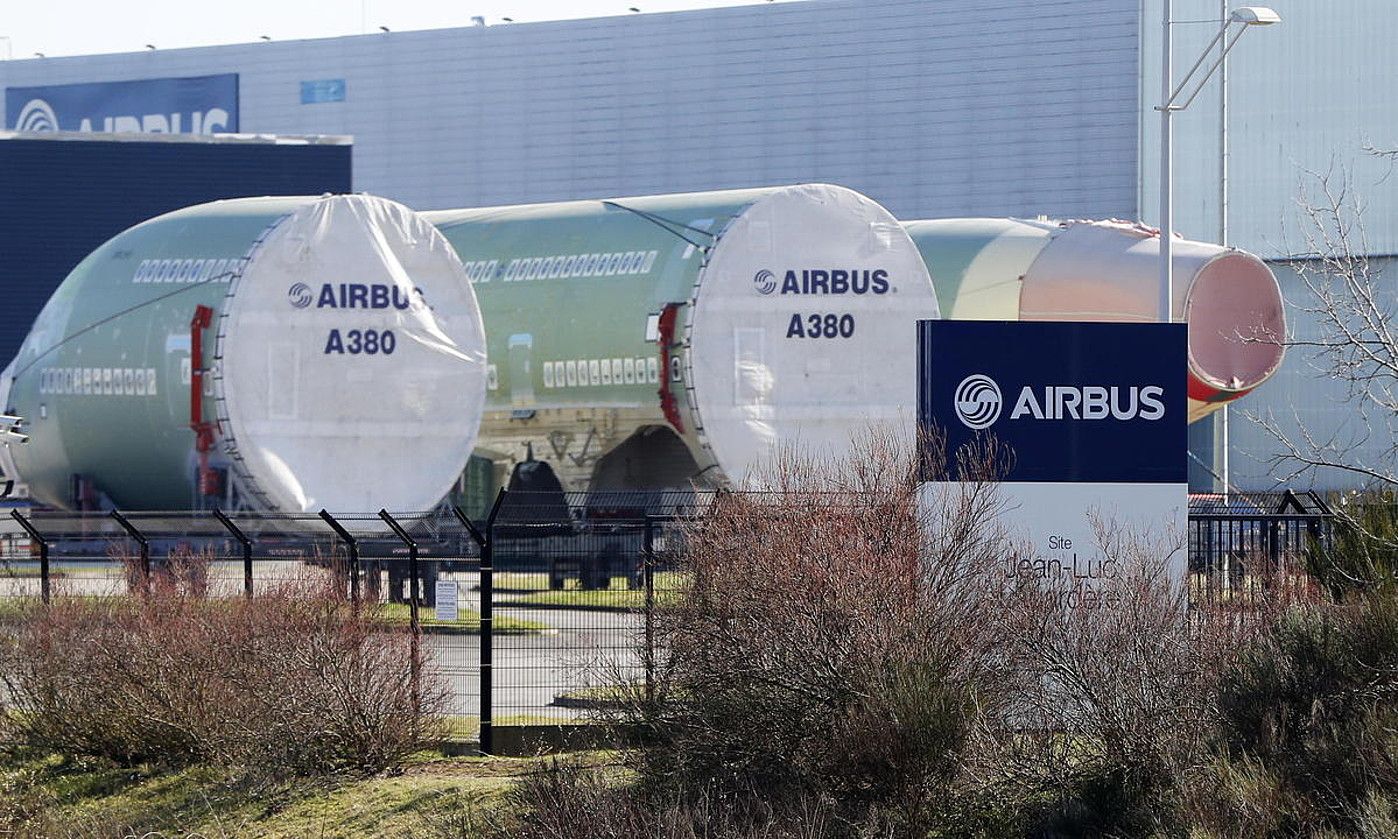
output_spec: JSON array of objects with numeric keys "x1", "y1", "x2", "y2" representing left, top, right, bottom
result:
[
  {"x1": 442, "y1": 714, "x2": 584, "y2": 742},
  {"x1": 376, "y1": 602, "x2": 549, "y2": 633},
  {"x1": 0, "y1": 562, "x2": 126, "y2": 579},
  {"x1": 0, "y1": 748, "x2": 553, "y2": 838},
  {"x1": 0, "y1": 598, "x2": 553, "y2": 632},
  {"x1": 491, "y1": 572, "x2": 685, "y2": 611}
]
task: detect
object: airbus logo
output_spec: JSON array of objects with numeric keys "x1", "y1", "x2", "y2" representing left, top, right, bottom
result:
[
  {"x1": 8, "y1": 98, "x2": 232, "y2": 133},
  {"x1": 287, "y1": 283, "x2": 313, "y2": 309},
  {"x1": 954, "y1": 373, "x2": 1167, "y2": 429},
  {"x1": 752, "y1": 269, "x2": 777, "y2": 295},
  {"x1": 14, "y1": 99, "x2": 57, "y2": 132},
  {"x1": 290, "y1": 282, "x2": 427, "y2": 311},
  {"x1": 954, "y1": 374, "x2": 1002, "y2": 430},
  {"x1": 752, "y1": 268, "x2": 892, "y2": 295}
]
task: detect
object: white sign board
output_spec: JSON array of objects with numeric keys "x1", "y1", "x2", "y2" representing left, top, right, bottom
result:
[{"x1": 434, "y1": 579, "x2": 459, "y2": 622}]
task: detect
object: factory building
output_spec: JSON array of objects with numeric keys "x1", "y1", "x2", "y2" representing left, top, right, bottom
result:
[{"x1": 1, "y1": 0, "x2": 1393, "y2": 492}]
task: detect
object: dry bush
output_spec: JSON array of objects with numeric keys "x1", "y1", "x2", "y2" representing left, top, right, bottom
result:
[
  {"x1": 965, "y1": 514, "x2": 1223, "y2": 835},
  {"x1": 611, "y1": 429, "x2": 1021, "y2": 833},
  {"x1": 0, "y1": 576, "x2": 445, "y2": 778},
  {"x1": 467, "y1": 759, "x2": 853, "y2": 839},
  {"x1": 1199, "y1": 593, "x2": 1398, "y2": 836}
]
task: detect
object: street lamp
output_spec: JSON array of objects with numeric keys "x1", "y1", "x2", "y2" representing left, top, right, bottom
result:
[{"x1": 1158, "y1": 4, "x2": 1279, "y2": 322}]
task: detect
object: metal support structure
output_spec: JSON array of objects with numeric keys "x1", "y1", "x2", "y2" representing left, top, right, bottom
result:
[
  {"x1": 379, "y1": 510, "x2": 422, "y2": 718},
  {"x1": 110, "y1": 510, "x2": 150, "y2": 592},
  {"x1": 189, "y1": 304, "x2": 220, "y2": 499},
  {"x1": 10, "y1": 510, "x2": 49, "y2": 604},
  {"x1": 318, "y1": 509, "x2": 360, "y2": 605},
  {"x1": 1160, "y1": 0, "x2": 1174, "y2": 323},
  {"x1": 1158, "y1": 4, "x2": 1278, "y2": 323},
  {"x1": 212, "y1": 508, "x2": 254, "y2": 599},
  {"x1": 453, "y1": 490, "x2": 506, "y2": 755},
  {"x1": 643, "y1": 515, "x2": 657, "y2": 706},
  {"x1": 1219, "y1": 0, "x2": 1232, "y2": 502}
]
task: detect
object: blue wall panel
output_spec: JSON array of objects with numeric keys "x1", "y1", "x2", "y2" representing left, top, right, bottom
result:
[{"x1": 0, "y1": 137, "x2": 351, "y2": 368}]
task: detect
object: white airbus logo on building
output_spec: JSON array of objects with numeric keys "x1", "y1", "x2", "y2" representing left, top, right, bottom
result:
[
  {"x1": 14, "y1": 99, "x2": 58, "y2": 132},
  {"x1": 9, "y1": 98, "x2": 231, "y2": 134}
]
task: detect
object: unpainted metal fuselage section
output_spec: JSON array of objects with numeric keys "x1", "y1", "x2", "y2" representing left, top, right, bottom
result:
[{"x1": 430, "y1": 204, "x2": 1286, "y2": 498}]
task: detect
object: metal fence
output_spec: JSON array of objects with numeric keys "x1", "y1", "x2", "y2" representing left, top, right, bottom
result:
[
  {"x1": 1188, "y1": 490, "x2": 1333, "y2": 609},
  {"x1": 0, "y1": 489, "x2": 1336, "y2": 754}
]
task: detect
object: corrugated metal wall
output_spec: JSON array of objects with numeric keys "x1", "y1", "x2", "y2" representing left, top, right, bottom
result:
[
  {"x1": 1139, "y1": 0, "x2": 1398, "y2": 259},
  {"x1": 0, "y1": 137, "x2": 350, "y2": 370},
  {"x1": 0, "y1": 0, "x2": 1141, "y2": 220},
  {"x1": 1139, "y1": 0, "x2": 1398, "y2": 491},
  {"x1": 1217, "y1": 258, "x2": 1398, "y2": 493}
]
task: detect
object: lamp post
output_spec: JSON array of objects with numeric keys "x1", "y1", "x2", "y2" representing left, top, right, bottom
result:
[{"x1": 1158, "y1": 4, "x2": 1279, "y2": 324}]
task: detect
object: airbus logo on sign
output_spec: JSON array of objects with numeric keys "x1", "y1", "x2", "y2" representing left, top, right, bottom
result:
[
  {"x1": 920, "y1": 321, "x2": 1187, "y2": 485},
  {"x1": 1008, "y1": 385, "x2": 1166, "y2": 422},
  {"x1": 952, "y1": 374, "x2": 1168, "y2": 430},
  {"x1": 752, "y1": 269, "x2": 777, "y2": 295},
  {"x1": 954, "y1": 374, "x2": 1002, "y2": 429}
]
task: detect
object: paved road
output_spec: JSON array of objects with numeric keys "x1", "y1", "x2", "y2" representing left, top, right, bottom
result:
[
  {"x1": 0, "y1": 564, "x2": 646, "y2": 718},
  {"x1": 428, "y1": 607, "x2": 644, "y2": 717}
]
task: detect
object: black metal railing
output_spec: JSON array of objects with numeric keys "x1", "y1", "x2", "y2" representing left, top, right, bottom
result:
[{"x1": 0, "y1": 489, "x2": 1337, "y2": 754}]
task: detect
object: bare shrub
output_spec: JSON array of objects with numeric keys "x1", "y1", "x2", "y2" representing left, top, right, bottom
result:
[
  {"x1": 472, "y1": 759, "x2": 848, "y2": 839},
  {"x1": 613, "y1": 429, "x2": 1020, "y2": 833},
  {"x1": 958, "y1": 515, "x2": 1222, "y2": 835},
  {"x1": 0, "y1": 576, "x2": 445, "y2": 777},
  {"x1": 1312, "y1": 495, "x2": 1398, "y2": 598},
  {"x1": 158, "y1": 544, "x2": 213, "y2": 597},
  {"x1": 1205, "y1": 593, "x2": 1398, "y2": 835}
]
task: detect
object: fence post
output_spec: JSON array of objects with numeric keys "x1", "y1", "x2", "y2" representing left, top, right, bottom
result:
[
  {"x1": 110, "y1": 510, "x2": 150, "y2": 594},
  {"x1": 379, "y1": 510, "x2": 421, "y2": 719},
  {"x1": 318, "y1": 510, "x2": 360, "y2": 606},
  {"x1": 643, "y1": 515, "x2": 656, "y2": 706},
  {"x1": 453, "y1": 491, "x2": 505, "y2": 755},
  {"x1": 10, "y1": 510, "x2": 50, "y2": 605},
  {"x1": 212, "y1": 509, "x2": 254, "y2": 599}
]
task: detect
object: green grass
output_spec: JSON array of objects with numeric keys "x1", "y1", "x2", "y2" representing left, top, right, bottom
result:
[
  {"x1": 442, "y1": 714, "x2": 583, "y2": 741},
  {"x1": 553, "y1": 684, "x2": 639, "y2": 707},
  {"x1": 0, "y1": 562, "x2": 125, "y2": 578},
  {"x1": 0, "y1": 597, "x2": 552, "y2": 633},
  {"x1": 0, "y1": 748, "x2": 555, "y2": 838},
  {"x1": 491, "y1": 572, "x2": 685, "y2": 611},
  {"x1": 376, "y1": 603, "x2": 549, "y2": 633}
]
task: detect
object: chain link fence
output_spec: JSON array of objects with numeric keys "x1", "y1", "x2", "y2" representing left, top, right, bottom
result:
[{"x1": 0, "y1": 489, "x2": 1335, "y2": 753}]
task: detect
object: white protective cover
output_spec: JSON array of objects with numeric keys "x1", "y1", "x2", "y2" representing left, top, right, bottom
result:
[
  {"x1": 217, "y1": 195, "x2": 487, "y2": 513},
  {"x1": 686, "y1": 184, "x2": 938, "y2": 485}
]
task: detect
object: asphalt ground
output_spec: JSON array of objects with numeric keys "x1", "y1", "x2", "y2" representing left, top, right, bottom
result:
[{"x1": 0, "y1": 562, "x2": 645, "y2": 718}]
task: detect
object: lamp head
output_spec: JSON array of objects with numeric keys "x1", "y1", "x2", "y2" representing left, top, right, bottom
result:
[{"x1": 1231, "y1": 6, "x2": 1281, "y2": 25}]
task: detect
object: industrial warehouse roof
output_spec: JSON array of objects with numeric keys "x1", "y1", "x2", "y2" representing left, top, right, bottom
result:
[{"x1": 0, "y1": 130, "x2": 351, "y2": 144}]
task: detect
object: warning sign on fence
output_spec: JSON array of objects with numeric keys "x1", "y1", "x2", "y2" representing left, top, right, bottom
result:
[{"x1": 435, "y1": 579, "x2": 459, "y2": 622}]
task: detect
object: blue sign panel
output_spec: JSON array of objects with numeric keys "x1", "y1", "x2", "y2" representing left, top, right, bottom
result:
[
  {"x1": 6, "y1": 74, "x2": 239, "y2": 134},
  {"x1": 300, "y1": 79, "x2": 347, "y2": 104},
  {"x1": 918, "y1": 321, "x2": 1187, "y2": 484}
]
